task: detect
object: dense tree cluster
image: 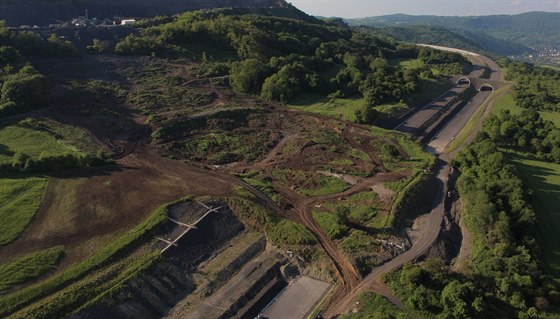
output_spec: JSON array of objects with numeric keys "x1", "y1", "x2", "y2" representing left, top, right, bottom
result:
[
  {"x1": 485, "y1": 109, "x2": 560, "y2": 163},
  {"x1": 452, "y1": 134, "x2": 555, "y2": 316},
  {"x1": 0, "y1": 22, "x2": 79, "y2": 118},
  {"x1": 386, "y1": 133, "x2": 558, "y2": 318},
  {"x1": 116, "y1": 9, "x2": 468, "y2": 107},
  {"x1": 0, "y1": 65, "x2": 50, "y2": 117},
  {"x1": 501, "y1": 60, "x2": 560, "y2": 111},
  {"x1": 1, "y1": 151, "x2": 108, "y2": 176},
  {"x1": 0, "y1": 24, "x2": 78, "y2": 58}
]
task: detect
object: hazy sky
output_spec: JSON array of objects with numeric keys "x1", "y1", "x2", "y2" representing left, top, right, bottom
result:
[{"x1": 287, "y1": 0, "x2": 560, "y2": 18}]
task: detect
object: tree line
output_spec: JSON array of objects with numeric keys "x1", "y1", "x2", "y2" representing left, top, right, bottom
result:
[{"x1": 500, "y1": 59, "x2": 560, "y2": 112}]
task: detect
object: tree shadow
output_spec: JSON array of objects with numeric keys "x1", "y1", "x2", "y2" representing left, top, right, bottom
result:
[
  {"x1": 0, "y1": 144, "x2": 14, "y2": 157},
  {"x1": 502, "y1": 150, "x2": 560, "y2": 276},
  {"x1": 46, "y1": 163, "x2": 134, "y2": 179}
]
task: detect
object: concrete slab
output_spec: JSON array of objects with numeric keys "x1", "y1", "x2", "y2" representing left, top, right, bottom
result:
[{"x1": 261, "y1": 276, "x2": 330, "y2": 319}]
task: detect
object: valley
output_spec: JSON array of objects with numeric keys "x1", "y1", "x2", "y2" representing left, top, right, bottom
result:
[{"x1": 0, "y1": 3, "x2": 559, "y2": 319}]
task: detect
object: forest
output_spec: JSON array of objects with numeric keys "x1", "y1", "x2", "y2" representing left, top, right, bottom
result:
[
  {"x1": 384, "y1": 129, "x2": 559, "y2": 318},
  {"x1": 500, "y1": 60, "x2": 560, "y2": 112},
  {"x1": 114, "y1": 9, "x2": 469, "y2": 122}
]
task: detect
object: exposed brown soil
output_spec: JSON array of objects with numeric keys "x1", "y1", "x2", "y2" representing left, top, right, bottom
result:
[{"x1": 0, "y1": 54, "x2": 417, "y2": 315}]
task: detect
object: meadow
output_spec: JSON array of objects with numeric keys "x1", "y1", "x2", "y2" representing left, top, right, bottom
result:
[
  {"x1": 0, "y1": 118, "x2": 97, "y2": 165},
  {"x1": 0, "y1": 247, "x2": 64, "y2": 292},
  {"x1": 504, "y1": 150, "x2": 560, "y2": 276},
  {"x1": 0, "y1": 176, "x2": 47, "y2": 245}
]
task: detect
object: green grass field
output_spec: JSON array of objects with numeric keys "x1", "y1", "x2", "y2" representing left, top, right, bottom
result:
[
  {"x1": 341, "y1": 290, "x2": 407, "y2": 318},
  {"x1": 404, "y1": 77, "x2": 451, "y2": 108},
  {"x1": 503, "y1": 150, "x2": 560, "y2": 276},
  {"x1": 0, "y1": 119, "x2": 97, "y2": 165},
  {"x1": 390, "y1": 58, "x2": 424, "y2": 70},
  {"x1": 266, "y1": 219, "x2": 317, "y2": 245},
  {"x1": 272, "y1": 169, "x2": 350, "y2": 196},
  {"x1": 288, "y1": 94, "x2": 363, "y2": 122},
  {"x1": 492, "y1": 92, "x2": 560, "y2": 127},
  {"x1": 0, "y1": 247, "x2": 64, "y2": 292},
  {"x1": 0, "y1": 176, "x2": 47, "y2": 245},
  {"x1": 313, "y1": 211, "x2": 349, "y2": 240}
]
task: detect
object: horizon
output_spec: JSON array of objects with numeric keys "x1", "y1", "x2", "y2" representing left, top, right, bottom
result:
[
  {"x1": 287, "y1": 0, "x2": 560, "y2": 19},
  {"x1": 340, "y1": 10, "x2": 558, "y2": 19}
]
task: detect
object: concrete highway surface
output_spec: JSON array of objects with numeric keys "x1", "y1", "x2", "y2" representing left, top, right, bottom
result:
[
  {"x1": 427, "y1": 91, "x2": 492, "y2": 153},
  {"x1": 394, "y1": 85, "x2": 467, "y2": 135}
]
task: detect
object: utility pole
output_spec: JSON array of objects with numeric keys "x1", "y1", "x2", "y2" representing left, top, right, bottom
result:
[{"x1": 85, "y1": 9, "x2": 89, "y2": 20}]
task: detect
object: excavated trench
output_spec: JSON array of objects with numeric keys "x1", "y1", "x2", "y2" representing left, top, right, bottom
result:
[{"x1": 68, "y1": 200, "x2": 289, "y2": 319}]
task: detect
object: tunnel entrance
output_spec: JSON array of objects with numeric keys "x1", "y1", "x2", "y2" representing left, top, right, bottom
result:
[
  {"x1": 456, "y1": 77, "x2": 471, "y2": 86},
  {"x1": 479, "y1": 84, "x2": 494, "y2": 92}
]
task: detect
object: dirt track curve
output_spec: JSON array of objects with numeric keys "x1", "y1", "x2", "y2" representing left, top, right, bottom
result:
[{"x1": 324, "y1": 47, "x2": 503, "y2": 317}]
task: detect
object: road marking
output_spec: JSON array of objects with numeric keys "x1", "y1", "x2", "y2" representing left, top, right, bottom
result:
[{"x1": 393, "y1": 89, "x2": 455, "y2": 130}]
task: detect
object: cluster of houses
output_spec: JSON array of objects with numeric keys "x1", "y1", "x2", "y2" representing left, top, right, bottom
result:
[{"x1": 64, "y1": 16, "x2": 136, "y2": 28}]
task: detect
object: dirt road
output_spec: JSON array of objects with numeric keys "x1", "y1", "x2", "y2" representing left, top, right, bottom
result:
[
  {"x1": 327, "y1": 160, "x2": 450, "y2": 316},
  {"x1": 324, "y1": 48, "x2": 503, "y2": 317}
]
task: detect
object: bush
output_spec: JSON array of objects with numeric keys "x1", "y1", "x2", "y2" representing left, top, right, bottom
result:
[
  {"x1": 0, "y1": 65, "x2": 50, "y2": 116},
  {"x1": 230, "y1": 58, "x2": 269, "y2": 94},
  {"x1": 115, "y1": 34, "x2": 165, "y2": 56}
]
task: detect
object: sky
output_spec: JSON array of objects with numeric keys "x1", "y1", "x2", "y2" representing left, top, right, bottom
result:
[{"x1": 286, "y1": 0, "x2": 560, "y2": 18}]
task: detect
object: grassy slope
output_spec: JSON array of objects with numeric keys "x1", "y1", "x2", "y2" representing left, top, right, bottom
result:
[
  {"x1": 0, "y1": 197, "x2": 171, "y2": 317},
  {"x1": 447, "y1": 84, "x2": 560, "y2": 277},
  {"x1": 492, "y1": 93, "x2": 560, "y2": 276},
  {"x1": 288, "y1": 94, "x2": 362, "y2": 122},
  {"x1": 492, "y1": 92, "x2": 560, "y2": 127},
  {"x1": 0, "y1": 247, "x2": 64, "y2": 292},
  {"x1": 503, "y1": 150, "x2": 560, "y2": 276},
  {"x1": 0, "y1": 119, "x2": 97, "y2": 165},
  {"x1": 0, "y1": 177, "x2": 47, "y2": 245},
  {"x1": 341, "y1": 290, "x2": 407, "y2": 318}
]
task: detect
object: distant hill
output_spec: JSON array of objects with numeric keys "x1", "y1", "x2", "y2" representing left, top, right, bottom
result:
[
  {"x1": 0, "y1": 0, "x2": 305, "y2": 26},
  {"x1": 347, "y1": 11, "x2": 560, "y2": 52},
  {"x1": 358, "y1": 25, "x2": 533, "y2": 56}
]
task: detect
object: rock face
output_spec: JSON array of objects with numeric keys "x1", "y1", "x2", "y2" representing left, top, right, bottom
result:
[{"x1": 0, "y1": 0, "x2": 289, "y2": 26}]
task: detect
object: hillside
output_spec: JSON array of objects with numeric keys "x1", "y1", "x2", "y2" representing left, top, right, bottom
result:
[
  {"x1": 359, "y1": 25, "x2": 533, "y2": 56},
  {"x1": 1, "y1": 5, "x2": 559, "y2": 319},
  {"x1": 0, "y1": 0, "x2": 304, "y2": 26},
  {"x1": 347, "y1": 11, "x2": 560, "y2": 52},
  {"x1": 0, "y1": 9, "x2": 458, "y2": 318}
]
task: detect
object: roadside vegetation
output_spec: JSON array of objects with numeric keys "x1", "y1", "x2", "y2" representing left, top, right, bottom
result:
[
  {"x1": 383, "y1": 110, "x2": 560, "y2": 317},
  {"x1": 500, "y1": 59, "x2": 560, "y2": 112},
  {"x1": 488, "y1": 91, "x2": 560, "y2": 276},
  {"x1": 341, "y1": 290, "x2": 409, "y2": 319}
]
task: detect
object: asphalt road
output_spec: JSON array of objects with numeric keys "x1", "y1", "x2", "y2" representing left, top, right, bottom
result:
[
  {"x1": 329, "y1": 47, "x2": 502, "y2": 317},
  {"x1": 394, "y1": 85, "x2": 467, "y2": 135},
  {"x1": 427, "y1": 91, "x2": 492, "y2": 153}
]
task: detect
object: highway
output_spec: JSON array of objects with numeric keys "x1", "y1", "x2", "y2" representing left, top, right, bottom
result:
[
  {"x1": 328, "y1": 46, "x2": 503, "y2": 317},
  {"x1": 394, "y1": 85, "x2": 467, "y2": 135},
  {"x1": 427, "y1": 90, "x2": 492, "y2": 153}
]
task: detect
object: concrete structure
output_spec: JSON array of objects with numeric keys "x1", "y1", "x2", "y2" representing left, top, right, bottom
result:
[
  {"x1": 456, "y1": 77, "x2": 471, "y2": 86},
  {"x1": 120, "y1": 19, "x2": 136, "y2": 25},
  {"x1": 479, "y1": 83, "x2": 494, "y2": 91},
  {"x1": 260, "y1": 276, "x2": 330, "y2": 319}
]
